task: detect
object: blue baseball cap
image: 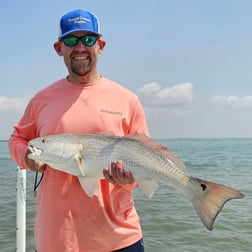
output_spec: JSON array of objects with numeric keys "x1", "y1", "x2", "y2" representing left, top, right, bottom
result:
[{"x1": 58, "y1": 9, "x2": 102, "y2": 39}]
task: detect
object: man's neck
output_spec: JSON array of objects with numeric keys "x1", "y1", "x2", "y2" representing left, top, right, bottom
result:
[{"x1": 67, "y1": 74, "x2": 101, "y2": 85}]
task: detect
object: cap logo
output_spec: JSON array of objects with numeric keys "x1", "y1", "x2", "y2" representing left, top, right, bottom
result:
[{"x1": 68, "y1": 16, "x2": 91, "y2": 24}]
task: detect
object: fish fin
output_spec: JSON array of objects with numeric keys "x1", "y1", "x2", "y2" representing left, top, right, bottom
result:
[
  {"x1": 75, "y1": 154, "x2": 85, "y2": 177},
  {"x1": 88, "y1": 132, "x2": 115, "y2": 137},
  {"x1": 125, "y1": 133, "x2": 186, "y2": 170},
  {"x1": 191, "y1": 179, "x2": 244, "y2": 230},
  {"x1": 78, "y1": 177, "x2": 100, "y2": 197},
  {"x1": 138, "y1": 180, "x2": 159, "y2": 199}
]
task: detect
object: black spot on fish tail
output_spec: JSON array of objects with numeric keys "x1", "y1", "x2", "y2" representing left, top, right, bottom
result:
[
  {"x1": 190, "y1": 177, "x2": 208, "y2": 191},
  {"x1": 201, "y1": 184, "x2": 207, "y2": 191}
]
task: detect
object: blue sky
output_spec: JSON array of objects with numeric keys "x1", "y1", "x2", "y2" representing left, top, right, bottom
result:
[{"x1": 1, "y1": 0, "x2": 252, "y2": 139}]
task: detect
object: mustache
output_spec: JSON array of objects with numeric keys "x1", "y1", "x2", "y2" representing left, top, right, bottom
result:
[{"x1": 70, "y1": 51, "x2": 91, "y2": 58}]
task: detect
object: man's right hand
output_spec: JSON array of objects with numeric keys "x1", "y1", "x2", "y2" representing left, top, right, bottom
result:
[{"x1": 25, "y1": 149, "x2": 46, "y2": 172}]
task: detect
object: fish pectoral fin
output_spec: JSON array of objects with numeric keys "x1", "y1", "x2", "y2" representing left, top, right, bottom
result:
[
  {"x1": 78, "y1": 177, "x2": 99, "y2": 197},
  {"x1": 75, "y1": 154, "x2": 85, "y2": 177},
  {"x1": 138, "y1": 180, "x2": 159, "y2": 199}
]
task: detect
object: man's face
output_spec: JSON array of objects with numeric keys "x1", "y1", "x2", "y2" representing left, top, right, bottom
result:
[
  {"x1": 62, "y1": 32, "x2": 101, "y2": 77},
  {"x1": 54, "y1": 31, "x2": 105, "y2": 82}
]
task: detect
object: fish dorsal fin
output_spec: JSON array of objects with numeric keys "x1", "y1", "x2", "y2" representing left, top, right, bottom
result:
[
  {"x1": 89, "y1": 132, "x2": 115, "y2": 137},
  {"x1": 124, "y1": 133, "x2": 186, "y2": 170}
]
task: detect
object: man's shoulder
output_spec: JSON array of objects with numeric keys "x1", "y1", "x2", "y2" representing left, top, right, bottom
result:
[
  {"x1": 103, "y1": 77, "x2": 137, "y2": 98},
  {"x1": 34, "y1": 79, "x2": 66, "y2": 95},
  {"x1": 30, "y1": 79, "x2": 66, "y2": 102}
]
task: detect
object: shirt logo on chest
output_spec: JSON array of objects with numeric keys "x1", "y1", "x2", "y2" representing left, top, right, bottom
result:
[{"x1": 100, "y1": 108, "x2": 123, "y2": 116}]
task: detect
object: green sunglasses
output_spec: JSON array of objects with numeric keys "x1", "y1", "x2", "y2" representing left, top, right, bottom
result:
[{"x1": 62, "y1": 35, "x2": 98, "y2": 47}]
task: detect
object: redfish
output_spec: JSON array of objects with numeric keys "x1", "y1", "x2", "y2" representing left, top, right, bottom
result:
[{"x1": 28, "y1": 133, "x2": 244, "y2": 230}]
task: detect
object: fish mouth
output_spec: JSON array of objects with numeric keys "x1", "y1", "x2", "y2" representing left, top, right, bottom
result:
[{"x1": 28, "y1": 145, "x2": 44, "y2": 156}]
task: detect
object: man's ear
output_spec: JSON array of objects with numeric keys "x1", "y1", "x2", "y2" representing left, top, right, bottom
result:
[
  {"x1": 97, "y1": 39, "x2": 106, "y2": 54},
  {"x1": 54, "y1": 41, "x2": 63, "y2": 56}
]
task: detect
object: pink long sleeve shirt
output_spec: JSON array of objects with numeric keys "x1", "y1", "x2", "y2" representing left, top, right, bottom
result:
[{"x1": 9, "y1": 77, "x2": 149, "y2": 252}]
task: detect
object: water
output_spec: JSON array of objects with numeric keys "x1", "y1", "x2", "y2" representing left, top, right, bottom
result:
[{"x1": 0, "y1": 139, "x2": 251, "y2": 252}]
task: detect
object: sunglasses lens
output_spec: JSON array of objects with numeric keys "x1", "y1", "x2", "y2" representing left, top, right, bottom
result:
[
  {"x1": 62, "y1": 35, "x2": 98, "y2": 47},
  {"x1": 82, "y1": 35, "x2": 97, "y2": 47},
  {"x1": 63, "y1": 36, "x2": 79, "y2": 47}
]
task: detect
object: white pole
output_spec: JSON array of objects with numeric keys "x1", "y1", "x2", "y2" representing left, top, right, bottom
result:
[{"x1": 16, "y1": 166, "x2": 26, "y2": 252}]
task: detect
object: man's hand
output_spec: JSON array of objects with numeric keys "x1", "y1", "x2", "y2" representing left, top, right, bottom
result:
[
  {"x1": 103, "y1": 160, "x2": 135, "y2": 185},
  {"x1": 25, "y1": 149, "x2": 46, "y2": 173}
]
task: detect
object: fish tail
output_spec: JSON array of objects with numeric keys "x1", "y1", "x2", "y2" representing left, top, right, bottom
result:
[{"x1": 191, "y1": 179, "x2": 244, "y2": 230}]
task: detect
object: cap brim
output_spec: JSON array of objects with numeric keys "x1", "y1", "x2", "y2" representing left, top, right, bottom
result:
[{"x1": 59, "y1": 29, "x2": 102, "y2": 39}]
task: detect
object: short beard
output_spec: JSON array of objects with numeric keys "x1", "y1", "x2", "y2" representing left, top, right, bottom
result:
[
  {"x1": 70, "y1": 51, "x2": 93, "y2": 76},
  {"x1": 71, "y1": 63, "x2": 92, "y2": 76}
]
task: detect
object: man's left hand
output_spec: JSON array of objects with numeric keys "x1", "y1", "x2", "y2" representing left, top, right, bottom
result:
[{"x1": 103, "y1": 160, "x2": 135, "y2": 185}]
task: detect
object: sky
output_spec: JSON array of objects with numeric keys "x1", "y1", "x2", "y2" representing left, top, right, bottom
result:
[{"x1": 1, "y1": 0, "x2": 252, "y2": 139}]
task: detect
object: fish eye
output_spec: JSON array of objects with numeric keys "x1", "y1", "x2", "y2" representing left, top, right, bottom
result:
[{"x1": 41, "y1": 138, "x2": 46, "y2": 143}]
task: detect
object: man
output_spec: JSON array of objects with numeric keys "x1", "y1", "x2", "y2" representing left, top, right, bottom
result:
[{"x1": 9, "y1": 9, "x2": 148, "y2": 252}]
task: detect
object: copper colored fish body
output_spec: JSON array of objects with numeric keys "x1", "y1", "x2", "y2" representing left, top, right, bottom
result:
[{"x1": 28, "y1": 133, "x2": 244, "y2": 230}]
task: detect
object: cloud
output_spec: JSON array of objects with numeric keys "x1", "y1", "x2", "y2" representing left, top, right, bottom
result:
[
  {"x1": 0, "y1": 95, "x2": 31, "y2": 112},
  {"x1": 136, "y1": 82, "x2": 193, "y2": 107},
  {"x1": 210, "y1": 96, "x2": 252, "y2": 108}
]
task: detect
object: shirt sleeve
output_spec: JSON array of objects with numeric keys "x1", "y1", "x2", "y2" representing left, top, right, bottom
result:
[
  {"x1": 8, "y1": 100, "x2": 37, "y2": 169},
  {"x1": 128, "y1": 96, "x2": 149, "y2": 136}
]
